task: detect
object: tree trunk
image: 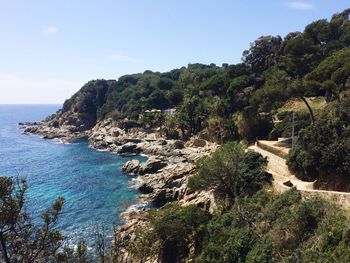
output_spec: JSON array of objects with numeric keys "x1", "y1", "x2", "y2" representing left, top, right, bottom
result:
[
  {"x1": 301, "y1": 97, "x2": 315, "y2": 124},
  {"x1": 0, "y1": 233, "x2": 11, "y2": 263}
]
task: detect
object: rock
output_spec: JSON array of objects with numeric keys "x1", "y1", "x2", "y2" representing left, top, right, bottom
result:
[
  {"x1": 198, "y1": 130, "x2": 211, "y2": 141},
  {"x1": 165, "y1": 178, "x2": 183, "y2": 189},
  {"x1": 122, "y1": 160, "x2": 140, "y2": 174},
  {"x1": 158, "y1": 140, "x2": 167, "y2": 145},
  {"x1": 138, "y1": 157, "x2": 168, "y2": 175},
  {"x1": 24, "y1": 127, "x2": 37, "y2": 133},
  {"x1": 125, "y1": 138, "x2": 142, "y2": 144},
  {"x1": 167, "y1": 156, "x2": 187, "y2": 164},
  {"x1": 283, "y1": 180, "x2": 293, "y2": 187},
  {"x1": 117, "y1": 142, "x2": 140, "y2": 155},
  {"x1": 110, "y1": 129, "x2": 120, "y2": 137},
  {"x1": 191, "y1": 138, "x2": 207, "y2": 148},
  {"x1": 174, "y1": 140, "x2": 185, "y2": 149},
  {"x1": 152, "y1": 189, "x2": 179, "y2": 207},
  {"x1": 104, "y1": 136, "x2": 116, "y2": 145},
  {"x1": 138, "y1": 183, "x2": 153, "y2": 194},
  {"x1": 152, "y1": 189, "x2": 167, "y2": 207}
]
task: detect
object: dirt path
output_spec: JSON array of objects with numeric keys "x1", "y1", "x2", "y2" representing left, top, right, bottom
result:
[
  {"x1": 249, "y1": 141, "x2": 350, "y2": 209},
  {"x1": 248, "y1": 143, "x2": 315, "y2": 191}
]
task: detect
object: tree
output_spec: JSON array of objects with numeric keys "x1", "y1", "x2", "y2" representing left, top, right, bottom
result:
[
  {"x1": 305, "y1": 48, "x2": 350, "y2": 101},
  {"x1": 304, "y1": 19, "x2": 331, "y2": 46},
  {"x1": 281, "y1": 36, "x2": 321, "y2": 77},
  {"x1": 188, "y1": 142, "x2": 269, "y2": 204},
  {"x1": 76, "y1": 239, "x2": 90, "y2": 263},
  {"x1": 149, "y1": 204, "x2": 211, "y2": 263},
  {"x1": 253, "y1": 67, "x2": 317, "y2": 124},
  {"x1": 287, "y1": 96, "x2": 350, "y2": 186},
  {"x1": 175, "y1": 93, "x2": 209, "y2": 138},
  {"x1": 243, "y1": 35, "x2": 283, "y2": 74},
  {"x1": 0, "y1": 177, "x2": 65, "y2": 263}
]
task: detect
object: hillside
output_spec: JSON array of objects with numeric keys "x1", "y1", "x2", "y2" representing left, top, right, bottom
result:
[{"x1": 10, "y1": 8, "x2": 350, "y2": 263}]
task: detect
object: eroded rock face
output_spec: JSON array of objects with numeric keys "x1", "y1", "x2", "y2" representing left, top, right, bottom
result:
[
  {"x1": 19, "y1": 80, "x2": 113, "y2": 142},
  {"x1": 22, "y1": 110, "x2": 220, "y2": 257},
  {"x1": 116, "y1": 142, "x2": 140, "y2": 156},
  {"x1": 138, "y1": 157, "x2": 167, "y2": 175},
  {"x1": 122, "y1": 160, "x2": 141, "y2": 175}
]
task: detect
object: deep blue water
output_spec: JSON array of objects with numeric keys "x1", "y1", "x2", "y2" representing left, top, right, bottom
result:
[{"x1": 0, "y1": 105, "x2": 145, "y2": 247}]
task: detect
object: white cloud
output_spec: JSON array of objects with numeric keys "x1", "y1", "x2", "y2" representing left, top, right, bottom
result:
[
  {"x1": 285, "y1": 2, "x2": 314, "y2": 10},
  {"x1": 111, "y1": 51, "x2": 140, "y2": 63},
  {"x1": 0, "y1": 74, "x2": 84, "y2": 104},
  {"x1": 44, "y1": 26, "x2": 59, "y2": 35}
]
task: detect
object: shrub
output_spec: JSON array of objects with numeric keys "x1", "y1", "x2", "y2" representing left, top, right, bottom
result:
[
  {"x1": 188, "y1": 142, "x2": 270, "y2": 201},
  {"x1": 287, "y1": 97, "x2": 350, "y2": 181}
]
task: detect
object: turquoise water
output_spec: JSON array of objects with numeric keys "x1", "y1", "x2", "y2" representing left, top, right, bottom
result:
[{"x1": 0, "y1": 105, "x2": 146, "y2": 246}]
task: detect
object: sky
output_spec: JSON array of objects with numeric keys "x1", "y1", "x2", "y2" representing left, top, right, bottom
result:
[{"x1": 0, "y1": 0, "x2": 349, "y2": 104}]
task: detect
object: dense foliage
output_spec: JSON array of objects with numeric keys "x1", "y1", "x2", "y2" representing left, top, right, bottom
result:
[
  {"x1": 58, "y1": 9, "x2": 350, "y2": 143},
  {"x1": 128, "y1": 187, "x2": 350, "y2": 262},
  {"x1": 188, "y1": 142, "x2": 270, "y2": 203},
  {"x1": 5, "y1": 8, "x2": 350, "y2": 262},
  {"x1": 288, "y1": 96, "x2": 350, "y2": 186}
]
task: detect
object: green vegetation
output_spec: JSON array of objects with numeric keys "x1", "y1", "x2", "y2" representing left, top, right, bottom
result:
[
  {"x1": 0, "y1": 177, "x2": 65, "y2": 263},
  {"x1": 128, "y1": 175, "x2": 350, "y2": 262},
  {"x1": 4, "y1": 7, "x2": 350, "y2": 263},
  {"x1": 188, "y1": 142, "x2": 270, "y2": 203},
  {"x1": 288, "y1": 96, "x2": 350, "y2": 184},
  {"x1": 61, "y1": 9, "x2": 350, "y2": 145}
]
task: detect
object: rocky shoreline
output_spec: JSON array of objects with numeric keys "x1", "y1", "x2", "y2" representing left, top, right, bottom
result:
[{"x1": 20, "y1": 118, "x2": 219, "y2": 247}]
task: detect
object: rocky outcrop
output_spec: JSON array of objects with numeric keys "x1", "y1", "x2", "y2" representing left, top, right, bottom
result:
[
  {"x1": 20, "y1": 121, "x2": 88, "y2": 143},
  {"x1": 122, "y1": 160, "x2": 141, "y2": 175},
  {"x1": 116, "y1": 142, "x2": 140, "y2": 156},
  {"x1": 22, "y1": 113, "x2": 219, "y2": 257},
  {"x1": 138, "y1": 156, "x2": 167, "y2": 175},
  {"x1": 19, "y1": 80, "x2": 115, "y2": 142}
]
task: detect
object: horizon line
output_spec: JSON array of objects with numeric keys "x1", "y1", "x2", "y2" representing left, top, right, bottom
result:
[{"x1": 0, "y1": 103, "x2": 62, "y2": 105}]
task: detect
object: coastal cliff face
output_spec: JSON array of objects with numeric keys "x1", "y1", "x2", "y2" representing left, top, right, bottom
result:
[
  {"x1": 20, "y1": 95, "x2": 219, "y2": 257},
  {"x1": 21, "y1": 80, "x2": 111, "y2": 140},
  {"x1": 88, "y1": 119, "x2": 219, "y2": 257}
]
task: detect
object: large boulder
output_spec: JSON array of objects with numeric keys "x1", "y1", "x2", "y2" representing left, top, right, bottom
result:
[
  {"x1": 122, "y1": 160, "x2": 141, "y2": 175},
  {"x1": 117, "y1": 142, "x2": 140, "y2": 155},
  {"x1": 152, "y1": 189, "x2": 178, "y2": 207},
  {"x1": 138, "y1": 156, "x2": 167, "y2": 175}
]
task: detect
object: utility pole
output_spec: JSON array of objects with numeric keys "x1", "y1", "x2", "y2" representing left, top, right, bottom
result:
[{"x1": 291, "y1": 112, "x2": 295, "y2": 150}]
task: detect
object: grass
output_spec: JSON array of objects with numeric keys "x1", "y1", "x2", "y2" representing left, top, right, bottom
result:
[
  {"x1": 277, "y1": 97, "x2": 326, "y2": 115},
  {"x1": 257, "y1": 141, "x2": 288, "y2": 159}
]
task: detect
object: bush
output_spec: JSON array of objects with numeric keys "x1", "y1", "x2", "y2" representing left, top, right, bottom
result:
[
  {"x1": 148, "y1": 204, "x2": 211, "y2": 263},
  {"x1": 287, "y1": 97, "x2": 350, "y2": 181},
  {"x1": 188, "y1": 141, "x2": 270, "y2": 202}
]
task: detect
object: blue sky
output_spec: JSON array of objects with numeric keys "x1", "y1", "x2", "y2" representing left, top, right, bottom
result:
[{"x1": 0, "y1": 0, "x2": 349, "y2": 103}]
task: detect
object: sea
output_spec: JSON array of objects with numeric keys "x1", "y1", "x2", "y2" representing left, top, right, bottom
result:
[{"x1": 0, "y1": 104, "x2": 146, "y2": 248}]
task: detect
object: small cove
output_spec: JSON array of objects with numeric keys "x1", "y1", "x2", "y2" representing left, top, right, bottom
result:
[{"x1": 0, "y1": 105, "x2": 146, "y2": 247}]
